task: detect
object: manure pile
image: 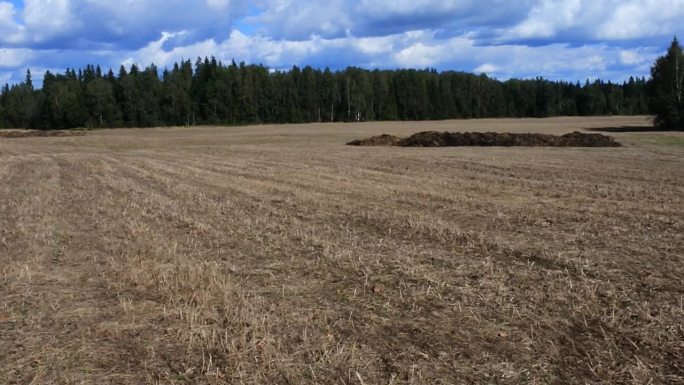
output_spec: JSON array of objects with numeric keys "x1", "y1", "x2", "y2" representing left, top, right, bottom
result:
[
  {"x1": 0, "y1": 130, "x2": 85, "y2": 139},
  {"x1": 348, "y1": 131, "x2": 621, "y2": 147}
]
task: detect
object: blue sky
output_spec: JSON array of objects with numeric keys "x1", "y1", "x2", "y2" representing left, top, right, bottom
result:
[{"x1": 1, "y1": 0, "x2": 682, "y2": 86}]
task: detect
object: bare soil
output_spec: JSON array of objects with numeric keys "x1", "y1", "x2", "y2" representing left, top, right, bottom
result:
[
  {"x1": 347, "y1": 133, "x2": 403, "y2": 146},
  {"x1": 349, "y1": 131, "x2": 621, "y2": 147},
  {"x1": 0, "y1": 116, "x2": 682, "y2": 384}
]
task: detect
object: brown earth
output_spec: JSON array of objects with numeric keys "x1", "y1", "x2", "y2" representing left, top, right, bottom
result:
[
  {"x1": 0, "y1": 129, "x2": 85, "y2": 138},
  {"x1": 348, "y1": 131, "x2": 621, "y2": 147},
  {"x1": 346, "y1": 133, "x2": 402, "y2": 146},
  {"x1": 0, "y1": 116, "x2": 682, "y2": 384}
]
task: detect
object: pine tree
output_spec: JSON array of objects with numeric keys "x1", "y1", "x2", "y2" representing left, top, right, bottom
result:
[
  {"x1": 0, "y1": 84, "x2": 7, "y2": 128},
  {"x1": 649, "y1": 37, "x2": 684, "y2": 130},
  {"x1": 85, "y1": 77, "x2": 119, "y2": 127},
  {"x1": 0, "y1": 59, "x2": 664, "y2": 129}
]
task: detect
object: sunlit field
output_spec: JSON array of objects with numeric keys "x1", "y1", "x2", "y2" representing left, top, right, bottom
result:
[{"x1": 1, "y1": 116, "x2": 682, "y2": 384}]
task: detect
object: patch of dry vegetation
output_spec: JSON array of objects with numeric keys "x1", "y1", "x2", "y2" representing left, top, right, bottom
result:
[
  {"x1": 0, "y1": 117, "x2": 682, "y2": 384},
  {"x1": 0, "y1": 130, "x2": 85, "y2": 139}
]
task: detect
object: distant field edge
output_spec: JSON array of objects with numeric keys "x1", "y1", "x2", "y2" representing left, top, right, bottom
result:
[{"x1": 0, "y1": 115, "x2": 656, "y2": 132}]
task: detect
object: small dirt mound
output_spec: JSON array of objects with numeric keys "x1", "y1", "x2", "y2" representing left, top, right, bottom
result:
[
  {"x1": 557, "y1": 131, "x2": 621, "y2": 147},
  {"x1": 347, "y1": 134, "x2": 402, "y2": 146},
  {"x1": 0, "y1": 130, "x2": 86, "y2": 139},
  {"x1": 348, "y1": 131, "x2": 621, "y2": 147}
]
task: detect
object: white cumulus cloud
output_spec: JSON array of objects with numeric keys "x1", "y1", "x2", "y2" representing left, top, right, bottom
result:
[
  {"x1": 504, "y1": 0, "x2": 684, "y2": 43},
  {"x1": 1, "y1": 0, "x2": 250, "y2": 49},
  {"x1": 0, "y1": 0, "x2": 680, "y2": 86},
  {"x1": 597, "y1": 0, "x2": 684, "y2": 40}
]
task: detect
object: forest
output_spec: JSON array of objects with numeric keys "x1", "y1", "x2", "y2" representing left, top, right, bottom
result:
[{"x1": 0, "y1": 58, "x2": 650, "y2": 129}]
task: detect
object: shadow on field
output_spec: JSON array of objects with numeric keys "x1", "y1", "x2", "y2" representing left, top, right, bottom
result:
[{"x1": 585, "y1": 126, "x2": 660, "y2": 133}]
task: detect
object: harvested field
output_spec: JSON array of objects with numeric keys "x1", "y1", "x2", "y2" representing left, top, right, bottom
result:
[
  {"x1": 0, "y1": 116, "x2": 682, "y2": 384},
  {"x1": 0, "y1": 129, "x2": 85, "y2": 139},
  {"x1": 348, "y1": 131, "x2": 621, "y2": 147}
]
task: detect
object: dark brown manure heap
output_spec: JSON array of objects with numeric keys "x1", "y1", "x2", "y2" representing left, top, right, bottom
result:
[{"x1": 347, "y1": 131, "x2": 621, "y2": 147}]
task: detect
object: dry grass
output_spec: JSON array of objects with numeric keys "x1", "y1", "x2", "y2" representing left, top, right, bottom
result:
[{"x1": 0, "y1": 116, "x2": 682, "y2": 384}]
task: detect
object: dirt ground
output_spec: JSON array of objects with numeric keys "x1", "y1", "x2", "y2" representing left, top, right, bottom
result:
[
  {"x1": 348, "y1": 131, "x2": 621, "y2": 147},
  {"x1": 1, "y1": 116, "x2": 682, "y2": 384}
]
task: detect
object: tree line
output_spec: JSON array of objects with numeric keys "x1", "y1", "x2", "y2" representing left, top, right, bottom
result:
[
  {"x1": 0, "y1": 58, "x2": 650, "y2": 130},
  {"x1": 649, "y1": 37, "x2": 684, "y2": 130}
]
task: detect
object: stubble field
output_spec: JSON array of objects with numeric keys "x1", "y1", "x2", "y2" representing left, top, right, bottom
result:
[{"x1": 1, "y1": 116, "x2": 682, "y2": 384}]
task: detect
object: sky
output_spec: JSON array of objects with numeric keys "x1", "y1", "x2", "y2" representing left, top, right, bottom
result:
[{"x1": 0, "y1": 0, "x2": 682, "y2": 87}]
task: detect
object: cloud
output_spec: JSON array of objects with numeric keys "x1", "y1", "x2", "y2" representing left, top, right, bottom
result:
[
  {"x1": 122, "y1": 28, "x2": 660, "y2": 83},
  {"x1": 22, "y1": 0, "x2": 77, "y2": 43},
  {"x1": 508, "y1": 0, "x2": 584, "y2": 39},
  {"x1": 355, "y1": 0, "x2": 535, "y2": 36},
  {"x1": 250, "y1": 0, "x2": 536, "y2": 39},
  {"x1": 0, "y1": 0, "x2": 679, "y2": 86},
  {"x1": 250, "y1": 0, "x2": 353, "y2": 40},
  {"x1": 620, "y1": 50, "x2": 645, "y2": 66},
  {"x1": 0, "y1": 1, "x2": 24, "y2": 43},
  {"x1": 597, "y1": 0, "x2": 684, "y2": 40},
  {"x1": 0, "y1": 47, "x2": 33, "y2": 68},
  {"x1": 2, "y1": 0, "x2": 250, "y2": 49},
  {"x1": 503, "y1": 0, "x2": 684, "y2": 45},
  {"x1": 475, "y1": 63, "x2": 498, "y2": 74}
]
